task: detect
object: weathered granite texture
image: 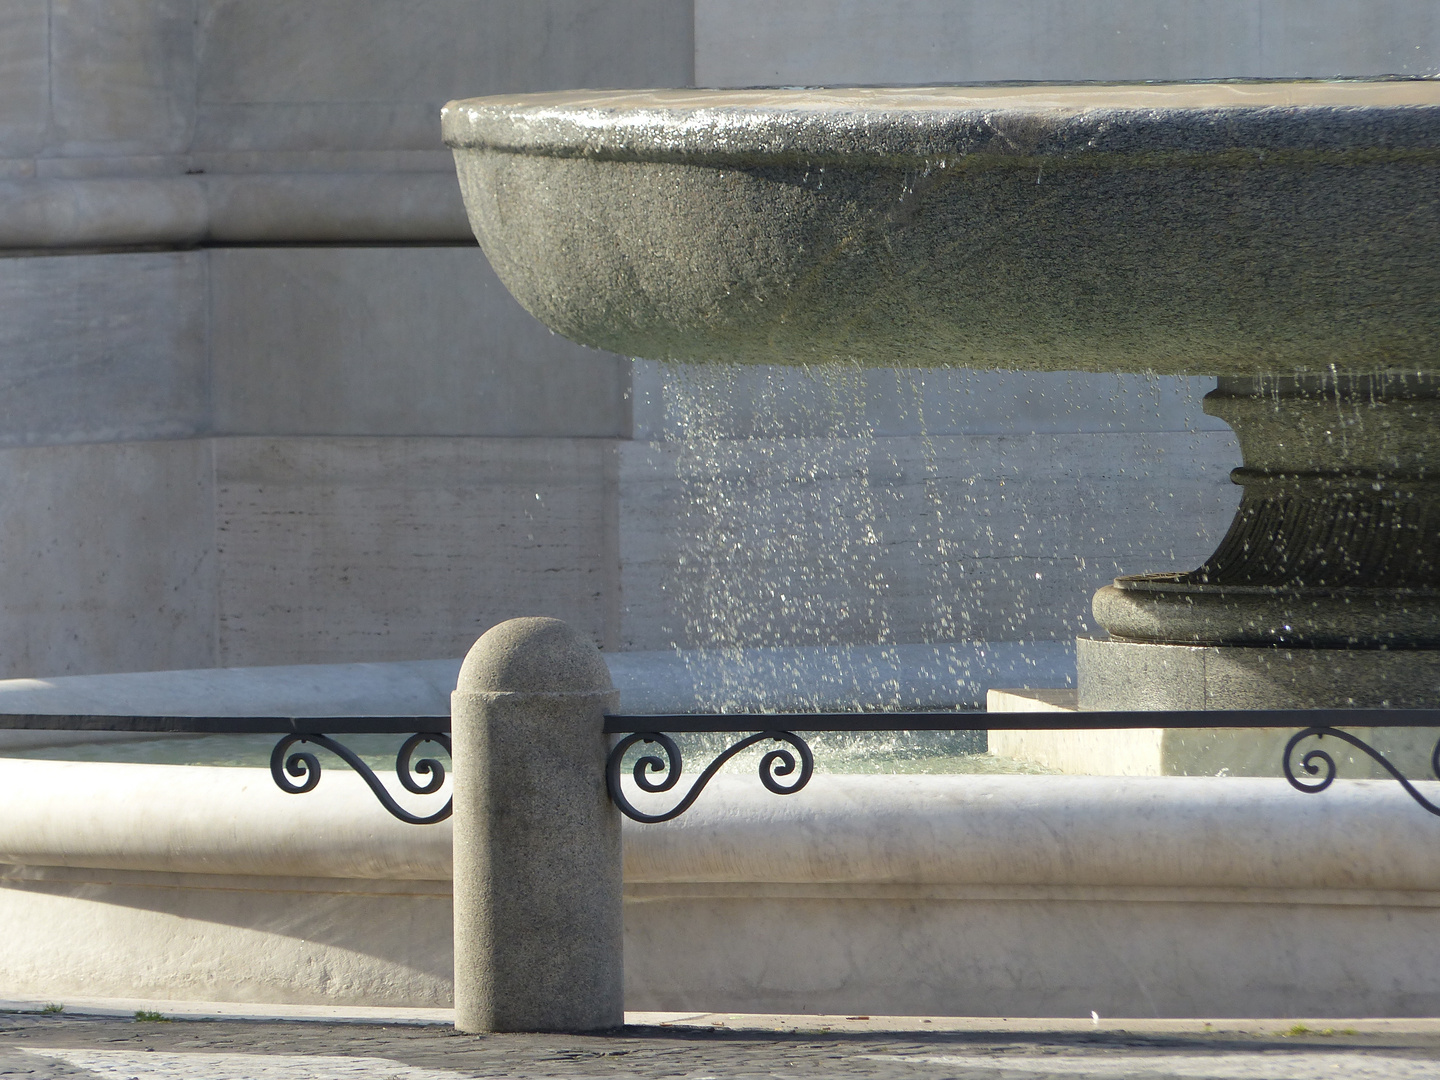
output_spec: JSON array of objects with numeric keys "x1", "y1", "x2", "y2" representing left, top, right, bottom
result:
[
  {"x1": 445, "y1": 82, "x2": 1440, "y2": 376},
  {"x1": 1077, "y1": 637, "x2": 1440, "y2": 712},
  {"x1": 452, "y1": 619, "x2": 622, "y2": 1033}
]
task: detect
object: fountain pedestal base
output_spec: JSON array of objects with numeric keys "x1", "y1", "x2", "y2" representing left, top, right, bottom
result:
[
  {"x1": 1076, "y1": 637, "x2": 1440, "y2": 711},
  {"x1": 1012, "y1": 374, "x2": 1438, "y2": 771},
  {"x1": 1082, "y1": 373, "x2": 1438, "y2": 718},
  {"x1": 1094, "y1": 374, "x2": 1439, "y2": 651}
]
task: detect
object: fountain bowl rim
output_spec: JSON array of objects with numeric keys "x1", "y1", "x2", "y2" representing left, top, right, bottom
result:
[{"x1": 443, "y1": 79, "x2": 1440, "y2": 164}]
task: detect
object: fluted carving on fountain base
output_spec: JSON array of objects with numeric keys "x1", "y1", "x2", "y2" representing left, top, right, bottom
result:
[{"x1": 1093, "y1": 374, "x2": 1440, "y2": 649}]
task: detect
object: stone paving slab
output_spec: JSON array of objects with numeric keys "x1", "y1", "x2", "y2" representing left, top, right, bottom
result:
[{"x1": 2, "y1": 1011, "x2": 1440, "y2": 1080}]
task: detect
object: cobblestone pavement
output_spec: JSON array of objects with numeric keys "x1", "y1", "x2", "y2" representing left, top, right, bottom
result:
[{"x1": 2, "y1": 1014, "x2": 1440, "y2": 1080}]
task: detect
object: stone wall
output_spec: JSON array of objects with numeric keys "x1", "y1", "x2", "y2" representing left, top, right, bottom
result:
[
  {"x1": 694, "y1": 0, "x2": 1440, "y2": 85},
  {"x1": 0, "y1": 2, "x2": 688, "y2": 675}
]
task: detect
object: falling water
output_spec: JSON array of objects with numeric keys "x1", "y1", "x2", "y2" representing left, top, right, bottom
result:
[{"x1": 626, "y1": 361, "x2": 1240, "y2": 778}]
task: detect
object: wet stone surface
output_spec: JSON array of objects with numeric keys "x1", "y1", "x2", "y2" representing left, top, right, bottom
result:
[{"x1": 2, "y1": 1016, "x2": 1440, "y2": 1079}]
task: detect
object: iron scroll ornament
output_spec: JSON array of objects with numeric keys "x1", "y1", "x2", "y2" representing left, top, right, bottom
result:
[
  {"x1": 602, "y1": 709, "x2": 1440, "y2": 821},
  {"x1": 1284, "y1": 725, "x2": 1440, "y2": 818},
  {"x1": 606, "y1": 730, "x2": 814, "y2": 823},
  {"x1": 271, "y1": 733, "x2": 453, "y2": 825}
]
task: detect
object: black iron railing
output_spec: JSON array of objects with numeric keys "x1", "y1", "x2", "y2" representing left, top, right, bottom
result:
[
  {"x1": 0, "y1": 714, "x2": 452, "y2": 825},
  {"x1": 602, "y1": 709, "x2": 1440, "y2": 823},
  {"x1": 3, "y1": 708, "x2": 1440, "y2": 825}
]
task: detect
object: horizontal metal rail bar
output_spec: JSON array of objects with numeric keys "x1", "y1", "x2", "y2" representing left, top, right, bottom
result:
[
  {"x1": 3, "y1": 709, "x2": 1436, "y2": 737},
  {"x1": 7, "y1": 709, "x2": 1440, "y2": 827},
  {"x1": 0, "y1": 714, "x2": 456, "y2": 825},
  {"x1": 0, "y1": 714, "x2": 450, "y2": 734},
  {"x1": 603, "y1": 708, "x2": 1440, "y2": 734}
]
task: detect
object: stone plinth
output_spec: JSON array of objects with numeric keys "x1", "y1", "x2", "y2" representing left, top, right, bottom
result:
[
  {"x1": 987, "y1": 689, "x2": 1165, "y2": 776},
  {"x1": 1085, "y1": 374, "x2": 1439, "y2": 714},
  {"x1": 1077, "y1": 638, "x2": 1440, "y2": 712},
  {"x1": 990, "y1": 682, "x2": 1439, "y2": 778}
]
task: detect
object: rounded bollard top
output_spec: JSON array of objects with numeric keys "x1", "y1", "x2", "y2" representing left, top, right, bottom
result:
[{"x1": 458, "y1": 617, "x2": 613, "y2": 695}]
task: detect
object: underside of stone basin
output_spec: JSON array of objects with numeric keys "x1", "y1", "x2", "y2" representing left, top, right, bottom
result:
[
  {"x1": 445, "y1": 82, "x2": 1440, "y2": 708},
  {"x1": 444, "y1": 81, "x2": 1440, "y2": 376}
]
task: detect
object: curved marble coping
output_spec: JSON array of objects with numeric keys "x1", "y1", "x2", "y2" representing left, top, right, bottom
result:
[
  {"x1": 0, "y1": 643, "x2": 1076, "y2": 738},
  {"x1": 627, "y1": 774, "x2": 1440, "y2": 892},
  {"x1": 443, "y1": 80, "x2": 1440, "y2": 163},
  {"x1": 0, "y1": 760, "x2": 453, "y2": 881},
  {"x1": 1, "y1": 761, "x2": 1436, "y2": 893}
]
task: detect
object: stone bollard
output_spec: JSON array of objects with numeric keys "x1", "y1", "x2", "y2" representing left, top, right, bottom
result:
[{"x1": 451, "y1": 617, "x2": 623, "y2": 1033}]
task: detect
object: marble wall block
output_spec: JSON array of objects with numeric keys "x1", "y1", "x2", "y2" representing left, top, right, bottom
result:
[
  {"x1": 0, "y1": 1, "x2": 48, "y2": 162},
  {"x1": 696, "y1": 0, "x2": 1440, "y2": 86},
  {"x1": 209, "y1": 246, "x2": 629, "y2": 438},
  {"x1": 49, "y1": 0, "x2": 197, "y2": 157},
  {"x1": 0, "y1": 439, "x2": 216, "y2": 679},
  {"x1": 1259, "y1": 0, "x2": 1440, "y2": 75},
  {"x1": 0, "y1": 251, "x2": 208, "y2": 447},
  {"x1": 212, "y1": 436, "x2": 622, "y2": 666},
  {"x1": 195, "y1": 0, "x2": 695, "y2": 154}
]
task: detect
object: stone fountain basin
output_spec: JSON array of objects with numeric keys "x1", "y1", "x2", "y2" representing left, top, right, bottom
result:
[
  {"x1": 444, "y1": 81, "x2": 1440, "y2": 376},
  {"x1": 6, "y1": 759, "x2": 1440, "y2": 1016}
]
